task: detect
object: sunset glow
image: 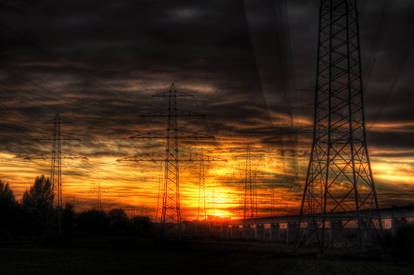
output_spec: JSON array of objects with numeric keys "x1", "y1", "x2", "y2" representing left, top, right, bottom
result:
[{"x1": 0, "y1": 0, "x2": 412, "y2": 223}]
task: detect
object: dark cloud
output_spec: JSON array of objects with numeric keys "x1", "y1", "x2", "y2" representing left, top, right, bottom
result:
[{"x1": 0, "y1": 0, "x2": 413, "y2": 208}]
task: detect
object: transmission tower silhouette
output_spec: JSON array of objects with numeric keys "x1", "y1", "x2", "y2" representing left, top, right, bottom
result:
[
  {"x1": 30, "y1": 113, "x2": 80, "y2": 209},
  {"x1": 298, "y1": 0, "x2": 381, "y2": 249},
  {"x1": 161, "y1": 84, "x2": 180, "y2": 224},
  {"x1": 243, "y1": 145, "x2": 258, "y2": 219},
  {"x1": 97, "y1": 183, "x2": 102, "y2": 210},
  {"x1": 197, "y1": 151, "x2": 207, "y2": 221},
  {"x1": 156, "y1": 84, "x2": 205, "y2": 224},
  {"x1": 50, "y1": 113, "x2": 63, "y2": 208},
  {"x1": 155, "y1": 161, "x2": 163, "y2": 221},
  {"x1": 90, "y1": 182, "x2": 104, "y2": 210},
  {"x1": 194, "y1": 151, "x2": 226, "y2": 221},
  {"x1": 34, "y1": 112, "x2": 80, "y2": 209},
  {"x1": 121, "y1": 83, "x2": 221, "y2": 225},
  {"x1": 28, "y1": 112, "x2": 81, "y2": 235}
]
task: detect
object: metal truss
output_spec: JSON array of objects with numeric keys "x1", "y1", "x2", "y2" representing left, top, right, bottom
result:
[{"x1": 298, "y1": 0, "x2": 382, "y2": 250}]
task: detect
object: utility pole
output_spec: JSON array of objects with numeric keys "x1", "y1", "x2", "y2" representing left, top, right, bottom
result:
[{"x1": 298, "y1": 0, "x2": 381, "y2": 251}]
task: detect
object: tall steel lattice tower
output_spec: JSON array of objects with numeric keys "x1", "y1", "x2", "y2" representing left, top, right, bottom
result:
[
  {"x1": 299, "y1": 0, "x2": 381, "y2": 248},
  {"x1": 125, "y1": 83, "x2": 217, "y2": 225},
  {"x1": 197, "y1": 151, "x2": 207, "y2": 221},
  {"x1": 50, "y1": 112, "x2": 63, "y2": 208},
  {"x1": 97, "y1": 182, "x2": 102, "y2": 210},
  {"x1": 161, "y1": 84, "x2": 181, "y2": 224},
  {"x1": 243, "y1": 146, "x2": 257, "y2": 219}
]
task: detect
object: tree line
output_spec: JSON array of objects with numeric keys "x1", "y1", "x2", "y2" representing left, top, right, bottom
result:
[{"x1": 0, "y1": 175, "x2": 152, "y2": 243}]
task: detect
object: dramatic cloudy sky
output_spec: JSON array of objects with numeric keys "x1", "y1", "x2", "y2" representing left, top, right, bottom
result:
[{"x1": 0, "y1": 0, "x2": 413, "y2": 220}]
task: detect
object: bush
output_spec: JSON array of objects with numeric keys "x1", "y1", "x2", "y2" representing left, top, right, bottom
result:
[
  {"x1": 108, "y1": 208, "x2": 129, "y2": 233},
  {"x1": 76, "y1": 209, "x2": 110, "y2": 234},
  {"x1": 131, "y1": 216, "x2": 152, "y2": 235}
]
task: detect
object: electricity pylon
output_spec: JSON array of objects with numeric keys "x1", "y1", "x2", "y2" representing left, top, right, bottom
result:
[
  {"x1": 30, "y1": 112, "x2": 80, "y2": 235},
  {"x1": 50, "y1": 113, "x2": 62, "y2": 208},
  {"x1": 33, "y1": 113, "x2": 80, "y2": 209},
  {"x1": 91, "y1": 182, "x2": 104, "y2": 210},
  {"x1": 155, "y1": 161, "x2": 163, "y2": 221},
  {"x1": 195, "y1": 151, "x2": 226, "y2": 221},
  {"x1": 298, "y1": 0, "x2": 381, "y2": 250},
  {"x1": 97, "y1": 183, "x2": 102, "y2": 210},
  {"x1": 49, "y1": 113, "x2": 80, "y2": 208},
  {"x1": 120, "y1": 83, "x2": 220, "y2": 225},
  {"x1": 225, "y1": 145, "x2": 260, "y2": 219},
  {"x1": 243, "y1": 145, "x2": 258, "y2": 219},
  {"x1": 197, "y1": 151, "x2": 207, "y2": 221}
]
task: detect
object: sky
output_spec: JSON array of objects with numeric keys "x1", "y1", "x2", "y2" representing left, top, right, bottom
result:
[{"x1": 0, "y1": 0, "x2": 413, "y2": 221}]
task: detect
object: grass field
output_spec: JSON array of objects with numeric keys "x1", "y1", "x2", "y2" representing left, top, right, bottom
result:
[{"x1": 0, "y1": 237, "x2": 412, "y2": 275}]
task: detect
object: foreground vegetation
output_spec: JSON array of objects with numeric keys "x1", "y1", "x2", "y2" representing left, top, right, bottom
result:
[
  {"x1": 0, "y1": 176, "x2": 151, "y2": 242},
  {"x1": 0, "y1": 176, "x2": 412, "y2": 274}
]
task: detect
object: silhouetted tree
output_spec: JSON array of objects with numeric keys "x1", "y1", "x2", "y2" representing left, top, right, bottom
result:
[
  {"x1": 0, "y1": 181, "x2": 18, "y2": 240},
  {"x1": 0, "y1": 181, "x2": 15, "y2": 206},
  {"x1": 21, "y1": 175, "x2": 54, "y2": 236},
  {"x1": 62, "y1": 203, "x2": 75, "y2": 238},
  {"x1": 22, "y1": 175, "x2": 54, "y2": 210}
]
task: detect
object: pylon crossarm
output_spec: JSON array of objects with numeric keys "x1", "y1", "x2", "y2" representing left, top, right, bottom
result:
[{"x1": 130, "y1": 134, "x2": 214, "y2": 140}]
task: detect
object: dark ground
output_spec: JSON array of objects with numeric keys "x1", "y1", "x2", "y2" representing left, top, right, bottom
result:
[{"x1": 0, "y1": 237, "x2": 412, "y2": 275}]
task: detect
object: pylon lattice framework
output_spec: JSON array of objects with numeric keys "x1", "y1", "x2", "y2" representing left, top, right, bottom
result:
[
  {"x1": 162, "y1": 84, "x2": 181, "y2": 224},
  {"x1": 194, "y1": 151, "x2": 226, "y2": 220},
  {"x1": 129, "y1": 84, "x2": 221, "y2": 224},
  {"x1": 144, "y1": 84, "x2": 211, "y2": 224},
  {"x1": 95, "y1": 182, "x2": 103, "y2": 210},
  {"x1": 243, "y1": 146, "x2": 258, "y2": 219},
  {"x1": 48, "y1": 113, "x2": 79, "y2": 209},
  {"x1": 50, "y1": 113, "x2": 62, "y2": 208},
  {"x1": 197, "y1": 151, "x2": 207, "y2": 221},
  {"x1": 299, "y1": 0, "x2": 381, "y2": 248}
]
